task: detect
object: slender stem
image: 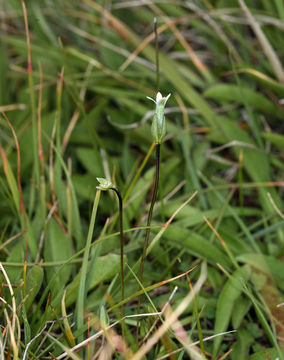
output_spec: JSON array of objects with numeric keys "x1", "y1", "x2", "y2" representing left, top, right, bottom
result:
[
  {"x1": 111, "y1": 187, "x2": 125, "y2": 341},
  {"x1": 77, "y1": 190, "x2": 101, "y2": 338},
  {"x1": 137, "y1": 16, "x2": 161, "y2": 342},
  {"x1": 111, "y1": 188, "x2": 125, "y2": 309},
  {"x1": 137, "y1": 143, "x2": 160, "y2": 339},
  {"x1": 154, "y1": 17, "x2": 160, "y2": 92},
  {"x1": 140, "y1": 143, "x2": 160, "y2": 283}
]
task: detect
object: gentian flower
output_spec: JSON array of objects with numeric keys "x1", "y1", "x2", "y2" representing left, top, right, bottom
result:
[
  {"x1": 96, "y1": 178, "x2": 115, "y2": 191},
  {"x1": 147, "y1": 92, "x2": 171, "y2": 143}
]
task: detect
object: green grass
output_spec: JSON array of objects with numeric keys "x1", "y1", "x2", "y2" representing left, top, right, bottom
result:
[{"x1": 1, "y1": 0, "x2": 284, "y2": 359}]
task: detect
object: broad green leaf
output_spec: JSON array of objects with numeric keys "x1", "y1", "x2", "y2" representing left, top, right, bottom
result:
[
  {"x1": 231, "y1": 328, "x2": 254, "y2": 360},
  {"x1": 193, "y1": 141, "x2": 210, "y2": 171},
  {"x1": 212, "y1": 265, "x2": 251, "y2": 359},
  {"x1": 24, "y1": 265, "x2": 44, "y2": 312},
  {"x1": 237, "y1": 68, "x2": 284, "y2": 95},
  {"x1": 159, "y1": 226, "x2": 231, "y2": 268},
  {"x1": 262, "y1": 132, "x2": 284, "y2": 150},
  {"x1": 5, "y1": 242, "x2": 24, "y2": 284},
  {"x1": 48, "y1": 135, "x2": 83, "y2": 249},
  {"x1": 232, "y1": 296, "x2": 252, "y2": 329},
  {"x1": 204, "y1": 83, "x2": 283, "y2": 116},
  {"x1": 31, "y1": 3, "x2": 58, "y2": 47},
  {"x1": 237, "y1": 253, "x2": 284, "y2": 284},
  {"x1": 207, "y1": 266, "x2": 223, "y2": 292},
  {"x1": 4, "y1": 36, "x2": 62, "y2": 66},
  {"x1": 250, "y1": 347, "x2": 280, "y2": 360},
  {"x1": 99, "y1": 33, "x2": 129, "y2": 70},
  {"x1": 50, "y1": 254, "x2": 120, "y2": 314},
  {"x1": 44, "y1": 219, "x2": 73, "y2": 294},
  {"x1": 0, "y1": 147, "x2": 19, "y2": 213},
  {"x1": 163, "y1": 202, "x2": 261, "y2": 225},
  {"x1": 72, "y1": 174, "x2": 96, "y2": 201},
  {"x1": 210, "y1": 115, "x2": 279, "y2": 213},
  {"x1": 76, "y1": 147, "x2": 104, "y2": 177}
]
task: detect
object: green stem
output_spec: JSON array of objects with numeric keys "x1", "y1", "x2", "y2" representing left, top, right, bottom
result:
[
  {"x1": 77, "y1": 190, "x2": 101, "y2": 337},
  {"x1": 110, "y1": 187, "x2": 126, "y2": 344},
  {"x1": 140, "y1": 143, "x2": 160, "y2": 282},
  {"x1": 154, "y1": 17, "x2": 160, "y2": 92},
  {"x1": 111, "y1": 188, "x2": 125, "y2": 316},
  {"x1": 137, "y1": 143, "x2": 160, "y2": 338}
]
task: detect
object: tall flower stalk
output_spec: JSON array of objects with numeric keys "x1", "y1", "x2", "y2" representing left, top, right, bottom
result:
[
  {"x1": 96, "y1": 178, "x2": 125, "y2": 324},
  {"x1": 137, "y1": 92, "x2": 170, "y2": 326}
]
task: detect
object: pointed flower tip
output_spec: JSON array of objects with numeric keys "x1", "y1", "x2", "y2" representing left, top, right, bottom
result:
[
  {"x1": 146, "y1": 92, "x2": 171, "y2": 105},
  {"x1": 146, "y1": 96, "x2": 156, "y2": 103},
  {"x1": 164, "y1": 93, "x2": 171, "y2": 105},
  {"x1": 156, "y1": 92, "x2": 163, "y2": 103}
]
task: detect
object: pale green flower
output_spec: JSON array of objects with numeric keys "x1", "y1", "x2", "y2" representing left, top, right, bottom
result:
[
  {"x1": 147, "y1": 92, "x2": 171, "y2": 143},
  {"x1": 96, "y1": 177, "x2": 115, "y2": 191}
]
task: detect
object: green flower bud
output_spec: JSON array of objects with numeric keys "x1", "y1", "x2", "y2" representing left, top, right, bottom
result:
[
  {"x1": 147, "y1": 92, "x2": 171, "y2": 143},
  {"x1": 96, "y1": 177, "x2": 115, "y2": 191}
]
